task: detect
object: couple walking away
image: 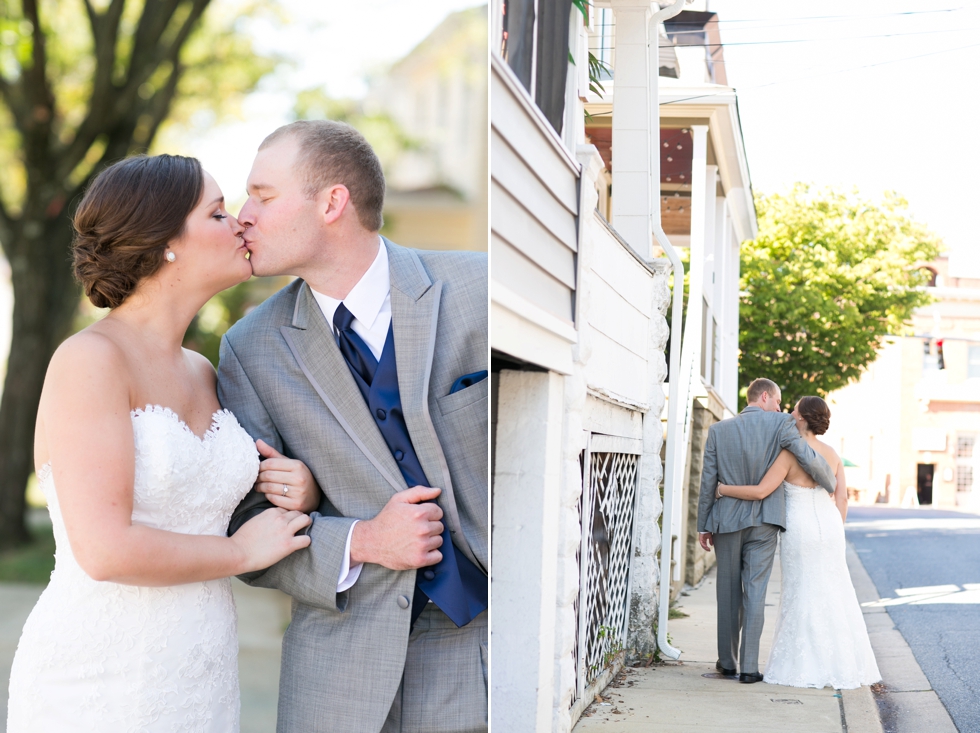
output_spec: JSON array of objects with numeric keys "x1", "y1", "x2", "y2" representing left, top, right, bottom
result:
[
  {"x1": 698, "y1": 378, "x2": 880, "y2": 689},
  {"x1": 6, "y1": 120, "x2": 489, "y2": 732}
]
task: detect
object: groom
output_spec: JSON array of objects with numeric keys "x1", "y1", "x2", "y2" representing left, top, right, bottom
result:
[
  {"x1": 219, "y1": 121, "x2": 488, "y2": 732},
  {"x1": 696, "y1": 378, "x2": 835, "y2": 683}
]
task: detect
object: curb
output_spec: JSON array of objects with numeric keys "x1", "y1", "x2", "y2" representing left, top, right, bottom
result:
[
  {"x1": 841, "y1": 685, "x2": 883, "y2": 733},
  {"x1": 844, "y1": 541, "x2": 957, "y2": 733}
]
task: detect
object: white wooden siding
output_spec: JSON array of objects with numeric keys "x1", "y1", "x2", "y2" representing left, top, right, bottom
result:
[{"x1": 490, "y1": 57, "x2": 579, "y2": 337}]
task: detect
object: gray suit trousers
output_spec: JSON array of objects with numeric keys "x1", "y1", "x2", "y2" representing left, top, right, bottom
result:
[
  {"x1": 381, "y1": 606, "x2": 488, "y2": 733},
  {"x1": 713, "y1": 524, "x2": 780, "y2": 674}
]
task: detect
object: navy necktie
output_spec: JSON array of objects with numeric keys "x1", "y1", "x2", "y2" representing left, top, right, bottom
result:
[{"x1": 333, "y1": 303, "x2": 378, "y2": 385}]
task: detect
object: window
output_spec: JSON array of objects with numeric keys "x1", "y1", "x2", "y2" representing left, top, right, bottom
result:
[
  {"x1": 499, "y1": 0, "x2": 574, "y2": 134},
  {"x1": 957, "y1": 435, "x2": 974, "y2": 459},
  {"x1": 591, "y1": 8, "x2": 615, "y2": 75},
  {"x1": 956, "y1": 434, "x2": 975, "y2": 492},
  {"x1": 969, "y1": 345, "x2": 980, "y2": 380}
]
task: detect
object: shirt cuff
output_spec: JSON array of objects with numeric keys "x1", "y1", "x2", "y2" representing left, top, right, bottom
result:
[{"x1": 337, "y1": 520, "x2": 364, "y2": 592}]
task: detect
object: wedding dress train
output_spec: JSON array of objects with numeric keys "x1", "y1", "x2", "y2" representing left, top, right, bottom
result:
[
  {"x1": 764, "y1": 482, "x2": 881, "y2": 689},
  {"x1": 7, "y1": 406, "x2": 259, "y2": 732}
]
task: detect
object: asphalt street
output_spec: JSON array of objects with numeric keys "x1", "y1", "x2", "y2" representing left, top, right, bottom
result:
[{"x1": 846, "y1": 505, "x2": 980, "y2": 733}]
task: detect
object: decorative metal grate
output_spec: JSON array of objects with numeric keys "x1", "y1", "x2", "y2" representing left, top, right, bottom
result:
[{"x1": 576, "y1": 450, "x2": 640, "y2": 691}]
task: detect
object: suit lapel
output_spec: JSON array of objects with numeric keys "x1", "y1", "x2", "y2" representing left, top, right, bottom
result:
[
  {"x1": 387, "y1": 241, "x2": 476, "y2": 563},
  {"x1": 280, "y1": 281, "x2": 405, "y2": 494}
]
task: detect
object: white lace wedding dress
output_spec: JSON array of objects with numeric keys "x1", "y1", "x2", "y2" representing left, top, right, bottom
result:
[
  {"x1": 7, "y1": 406, "x2": 259, "y2": 732},
  {"x1": 764, "y1": 482, "x2": 881, "y2": 689}
]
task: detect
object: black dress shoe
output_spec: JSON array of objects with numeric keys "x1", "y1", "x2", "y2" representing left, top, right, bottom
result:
[
  {"x1": 715, "y1": 661, "x2": 737, "y2": 677},
  {"x1": 739, "y1": 672, "x2": 764, "y2": 684}
]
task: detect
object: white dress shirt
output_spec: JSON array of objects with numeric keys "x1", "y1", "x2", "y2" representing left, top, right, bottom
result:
[{"x1": 309, "y1": 239, "x2": 391, "y2": 592}]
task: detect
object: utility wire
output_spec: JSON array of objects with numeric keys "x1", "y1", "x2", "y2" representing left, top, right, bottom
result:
[
  {"x1": 662, "y1": 26, "x2": 977, "y2": 49},
  {"x1": 657, "y1": 40, "x2": 980, "y2": 106},
  {"x1": 693, "y1": 7, "x2": 966, "y2": 25}
]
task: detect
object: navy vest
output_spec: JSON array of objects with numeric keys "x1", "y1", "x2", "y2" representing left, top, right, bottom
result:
[{"x1": 343, "y1": 326, "x2": 487, "y2": 628}]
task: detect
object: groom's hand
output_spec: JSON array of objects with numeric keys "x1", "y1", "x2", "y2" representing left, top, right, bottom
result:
[
  {"x1": 349, "y1": 486, "x2": 445, "y2": 570},
  {"x1": 698, "y1": 532, "x2": 714, "y2": 552}
]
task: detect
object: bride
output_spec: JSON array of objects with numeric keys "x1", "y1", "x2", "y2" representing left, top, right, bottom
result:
[
  {"x1": 7, "y1": 154, "x2": 320, "y2": 731},
  {"x1": 716, "y1": 396, "x2": 880, "y2": 690}
]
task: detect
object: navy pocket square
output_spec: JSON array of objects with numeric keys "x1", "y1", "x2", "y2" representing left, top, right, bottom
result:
[{"x1": 449, "y1": 370, "x2": 488, "y2": 395}]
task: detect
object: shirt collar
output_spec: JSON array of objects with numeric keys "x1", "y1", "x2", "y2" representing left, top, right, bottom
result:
[
  {"x1": 740, "y1": 405, "x2": 763, "y2": 414},
  {"x1": 310, "y1": 237, "x2": 389, "y2": 331},
  {"x1": 342, "y1": 237, "x2": 389, "y2": 330}
]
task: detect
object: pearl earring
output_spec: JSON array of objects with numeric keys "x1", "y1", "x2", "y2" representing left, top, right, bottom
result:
[{"x1": 165, "y1": 251, "x2": 176, "y2": 262}]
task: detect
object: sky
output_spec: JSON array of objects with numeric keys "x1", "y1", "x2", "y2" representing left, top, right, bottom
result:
[
  {"x1": 706, "y1": 0, "x2": 980, "y2": 276},
  {"x1": 178, "y1": 0, "x2": 482, "y2": 210}
]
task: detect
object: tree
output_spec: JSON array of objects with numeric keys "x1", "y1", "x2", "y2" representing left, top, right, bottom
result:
[
  {"x1": 0, "y1": 0, "x2": 275, "y2": 549},
  {"x1": 738, "y1": 184, "x2": 942, "y2": 410}
]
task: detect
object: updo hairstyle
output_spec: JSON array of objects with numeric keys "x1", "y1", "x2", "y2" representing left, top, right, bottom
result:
[
  {"x1": 72, "y1": 155, "x2": 204, "y2": 309},
  {"x1": 797, "y1": 396, "x2": 831, "y2": 435}
]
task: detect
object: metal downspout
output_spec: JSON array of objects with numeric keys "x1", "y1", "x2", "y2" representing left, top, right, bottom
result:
[{"x1": 648, "y1": 0, "x2": 688, "y2": 661}]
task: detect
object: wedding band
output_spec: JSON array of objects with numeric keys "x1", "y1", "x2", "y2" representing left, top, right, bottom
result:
[{"x1": 282, "y1": 484, "x2": 289, "y2": 496}]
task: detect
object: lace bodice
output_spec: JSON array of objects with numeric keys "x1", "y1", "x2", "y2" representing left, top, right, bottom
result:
[
  {"x1": 40, "y1": 405, "x2": 258, "y2": 535},
  {"x1": 7, "y1": 405, "x2": 259, "y2": 732}
]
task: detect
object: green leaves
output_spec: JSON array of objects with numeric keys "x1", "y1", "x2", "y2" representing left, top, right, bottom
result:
[{"x1": 738, "y1": 184, "x2": 941, "y2": 409}]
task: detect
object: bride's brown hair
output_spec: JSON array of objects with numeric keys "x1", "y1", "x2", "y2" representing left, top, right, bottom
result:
[
  {"x1": 797, "y1": 396, "x2": 831, "y2": 435},
  {"x1": 72, "y1": 155, "x2": 203, "y2": 309}
]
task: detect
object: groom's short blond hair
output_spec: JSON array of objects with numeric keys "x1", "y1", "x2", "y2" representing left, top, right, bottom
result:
[
  {"x1": 261, "y1": 120, "x2": 386, "y2": 232},
  {"x1": 746, "y1": 378, "x2": 780, "y2": 404}
]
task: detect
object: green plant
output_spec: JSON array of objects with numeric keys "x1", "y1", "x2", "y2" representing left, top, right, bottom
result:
[
  {"x1": 0, "y1": 519, "x2": 55, "y2": 584},
  {"x1": 589, "y1": 624, "x2": 625, "y2": 676}
]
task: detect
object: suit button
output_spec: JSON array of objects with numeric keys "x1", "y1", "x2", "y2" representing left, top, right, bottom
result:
[
  {"x1": 394, "y1": 450, "x2": 404, "y2": 461},
  {"x1": 397, "y1": 595, "x2": 410, "y2": 609},
  {"x1": 376, "y1": 409, "x2": 386, "y2": 420},
  {"x1": 423, "y1": 570, "x2": 435, "y2": 581}
]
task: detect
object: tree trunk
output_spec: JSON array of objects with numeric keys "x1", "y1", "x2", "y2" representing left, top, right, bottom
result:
[{"x1": 0, "y1": 215, "x2": 79, "y2": 550}]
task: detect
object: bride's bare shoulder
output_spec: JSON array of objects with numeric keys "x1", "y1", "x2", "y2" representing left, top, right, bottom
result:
[
  {"x1": 44, "y1": 327, "x2": 131, "y2": 403},
  {"x1": 813, "y1": 439, "x2": 841, "y2": 471},
  {"x1": 51, "y1": 326, "x2": 127, "y2": 369}
]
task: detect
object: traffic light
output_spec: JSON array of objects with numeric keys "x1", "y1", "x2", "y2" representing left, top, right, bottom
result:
[{"x1": 937, "y1": 339, "x2": 945, "y2": 370}]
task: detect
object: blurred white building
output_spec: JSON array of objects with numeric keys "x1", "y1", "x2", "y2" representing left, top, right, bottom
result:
[
  {"x1": 825, "y1": 255, "x2": 980, "y2": 510},
  {"x1": 368, "y1": 5, "x2": 488, "y2": 251}
]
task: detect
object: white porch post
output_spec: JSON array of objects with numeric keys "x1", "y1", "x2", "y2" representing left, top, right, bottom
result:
[
  {"x1": 667, "y1": 126, "x2": 709, "y2": 582},
  {"x1": 609, "y1": 0, "x2": 653, "y2": 253},
  {"x1": 491, "y1": 370, "x2": 565, "y2": 733}
]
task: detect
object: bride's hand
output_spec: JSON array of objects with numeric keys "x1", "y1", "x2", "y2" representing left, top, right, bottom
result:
[
  {"x1": 231, "y1": 507, "x2": 312, "y2": 572},
  {"x1": 254, "y1": 440, "x2": 322, "y2": 513}
]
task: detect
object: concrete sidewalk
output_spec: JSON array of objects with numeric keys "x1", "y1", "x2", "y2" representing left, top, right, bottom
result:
[
  {"x1": 574, "y1": 550, "x2": 884, "y2": 733},
  {"x1": 0, "y1": 579, "x2": 287, "y2": 732}
]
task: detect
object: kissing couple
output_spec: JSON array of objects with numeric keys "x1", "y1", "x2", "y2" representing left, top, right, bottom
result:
[
  {"x1": 7, "y1": 120, "x2": 489, "y2": 733},
  {"x1": 697, "y1": 378, "x2": 880, "y2": 689}
]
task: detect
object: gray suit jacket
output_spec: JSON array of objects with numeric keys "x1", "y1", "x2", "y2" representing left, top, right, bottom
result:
[
  {"x1": 217, "y1": 239, "x2": 488, "y2": 732},
  {"x1": 696, "y1": 406, "x2": 836, "y2": 534}
]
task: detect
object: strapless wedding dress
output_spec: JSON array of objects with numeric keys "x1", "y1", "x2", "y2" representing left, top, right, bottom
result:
[
  {"x1": 764, "y1": 482, "x2": 881, "y2": 689},
  {"x1": 6, "y1": 405, "x2": 259, "y2": 732}
]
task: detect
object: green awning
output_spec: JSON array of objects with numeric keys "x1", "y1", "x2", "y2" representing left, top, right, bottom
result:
[{"x1": 843, "y1": 458, "x2": 859, "y2": 467}]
